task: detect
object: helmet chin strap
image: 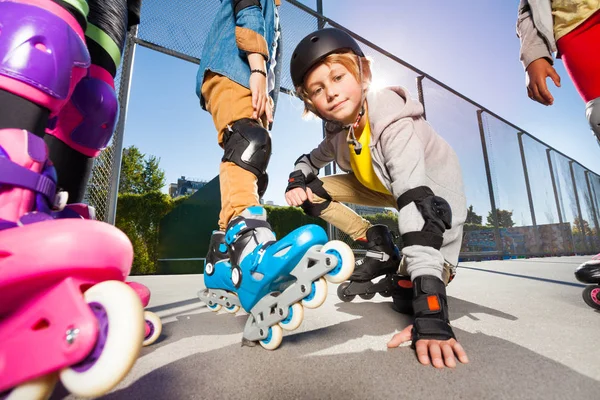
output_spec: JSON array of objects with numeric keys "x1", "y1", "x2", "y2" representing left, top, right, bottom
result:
[{"x1": 345, "y1": 54, "x2": 366, "y2": 156}]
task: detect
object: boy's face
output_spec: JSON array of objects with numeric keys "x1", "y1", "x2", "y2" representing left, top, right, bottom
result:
[{"x1": 304, "y1": 62, "x2": 364, "y2": 125}]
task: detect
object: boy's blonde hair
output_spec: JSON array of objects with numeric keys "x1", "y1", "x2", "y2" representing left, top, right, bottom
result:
[{"x1": 296, "y1": 52, "x2": 373, "y2": 118}]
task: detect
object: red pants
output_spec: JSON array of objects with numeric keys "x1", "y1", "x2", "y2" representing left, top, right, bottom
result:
[{"x1": 557, "y1": 10, "x2": 600, "y2": 102}]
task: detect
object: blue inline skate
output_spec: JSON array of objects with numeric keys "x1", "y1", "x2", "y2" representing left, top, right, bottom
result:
[
  {"x1": 199, "y1": 231, "x2": 242, "y2": 313},
  {"x1": 199, "y1": 206, "x2": 355, "y2": 350}
]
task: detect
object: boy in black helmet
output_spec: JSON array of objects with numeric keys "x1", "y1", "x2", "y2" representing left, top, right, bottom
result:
[{"x1": 285, "y1": 28, "x2": 469, "y2": 368}]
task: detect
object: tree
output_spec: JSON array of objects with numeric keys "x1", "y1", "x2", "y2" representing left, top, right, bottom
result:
[
  {"x1": 466, "y1": 205, "x2": 482, "y2": 225},
  {"x1": 119, "y1": 145, "x2": 166, "y2": 194},
  {"x1": 486, "y1": 209, "x2": 515, "y2": 228}
]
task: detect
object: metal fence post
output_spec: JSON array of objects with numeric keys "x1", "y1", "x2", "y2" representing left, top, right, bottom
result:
[
  {"x1": 569, "y1": 160, "x2": 589, "y2": 253},
  {"x1": 585, "y1": 170, "x2": 600, "y2": 250},
  {"x1": 107, "y1": 25, "x2": 138, "y2": 225},
  {"x1": 517, "y1": 132, "x2": 539, "y2": 253},
  {"x1": 477, "y1": 110, "x2": 503, "y2": 257}
]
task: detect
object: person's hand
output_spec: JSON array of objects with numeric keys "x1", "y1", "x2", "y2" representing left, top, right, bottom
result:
[
  {"x1": 387, "y1": 324, "x2": 469, "y2": 369},
  {"x1": 285, "y1": 187, "x2": 313, "y2": 207},
  {"x1": 248, "y1": 53, "x2": 273, "y2": 124},
  {"x1": 525, "y1": 58, "x2": 561, "y2": 106}
]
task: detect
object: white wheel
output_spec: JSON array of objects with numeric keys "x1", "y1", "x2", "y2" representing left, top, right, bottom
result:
[
  {"x1": 142, "y1": 311, "x2": 162, "y2": 346},
  {"x1": 60, "y1": 280, "x2": 144, "y2": 398},
  {"x1": 301, "y1": 277, "x2": 328, "y2": 309},
  {"x1": 259, "y1": 325, "x2": 283, "y2": 350},
  {"x1": 3, "y1": 373, "x2": 57, "y2": 400},
  {"x1": 207, "y1": 302, "x2": 222, "y2": 312},
  {"x1": 278, "y1": 303, "x2": 304, "y2": 331},
  {"x1": 224, "y1": 304, "x2": 240, "y2": 314},
  {"x1": 322, "y1": 240, "x2": 355, "y2": 283}
]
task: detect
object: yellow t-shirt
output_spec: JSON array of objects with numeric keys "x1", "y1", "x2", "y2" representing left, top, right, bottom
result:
[
  {"x1": 349, "y1": 117, "x2": 391, "y2": 195},
  {"x1": 552, "y1": 0, "x2": 600, "y2": 41}
]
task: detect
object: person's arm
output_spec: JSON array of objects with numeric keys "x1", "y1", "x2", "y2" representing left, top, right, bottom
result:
[
  {"x1": 233, "y1": 1, "x2": 273, "y2": 121},
  {"x1": 516, "y1": 0, "x2": 561, "y2": 105},
  {"x1": 285, "y1": 138, "x2": 336, "y2": 207},
  {"x1": 516, "y1": 0, "x2": 553, "y2": 70}
]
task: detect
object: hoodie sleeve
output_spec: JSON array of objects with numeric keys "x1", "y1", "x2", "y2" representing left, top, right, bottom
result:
[
  {"x1": 232, "y1": 1, "x2": 269, "y2": 60},
  {"x1": 516, "y1": 0, "x2": 553, "y2": 69},
  {"x1": 292, "y1": 137, "x2": 336, "y2": 177}
]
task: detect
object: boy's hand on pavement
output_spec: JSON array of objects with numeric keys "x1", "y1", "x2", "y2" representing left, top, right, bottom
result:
[
  {"x1": 525, "y1": 58, "x2": 561, "y2": 106},
  {"x1": 387, "y1": 324, "x2": 469, "y2": 369},
  {"x1": 285, "y1": 187, "x2": 314, "y2": 207}
]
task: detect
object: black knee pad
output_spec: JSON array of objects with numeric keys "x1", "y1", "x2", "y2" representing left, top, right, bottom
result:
[
  {"x1": 397, "y1": 186, "x2": 452, "y2": 250},
  {"x1": 222, "y1": 118, "x2": 271, "y2": 193},
  {"x1": 300, "y1": 173, "x2": 332, "y2": 217}
]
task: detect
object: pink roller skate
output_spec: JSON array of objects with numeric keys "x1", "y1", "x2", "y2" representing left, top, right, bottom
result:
[
  {"x1": 127, "y1": 282, "x2": 162, "y2": 346},
  {"x1": 55, "y1": 207, "x2": 163, "y2": 346},
  {"x1": 575, "y1": 254, "x2": 600, "y2": 310},
  {"x1": 0, "y1": 129, "x2": 145, "y2": 398}
]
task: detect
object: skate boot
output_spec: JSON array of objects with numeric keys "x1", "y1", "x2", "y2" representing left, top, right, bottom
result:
[
  {"x1": 52, "y1": 201, "x2": 163, "y2": 346},
  {"x1": 0, "y1": 129, "x2": 144, "y2": 398},
  {"x1": 575, "y1": 255, "x2": 600, "y2": 310},
  {"x1": 337, "y1": 225, "x2": 401, "y2": 302},
  {"x1": 198, "y1": 230, "x2": 241, "y2": 314},
  {"x1": 200, "y1": 206, "x2": 355, "y2": 350}
]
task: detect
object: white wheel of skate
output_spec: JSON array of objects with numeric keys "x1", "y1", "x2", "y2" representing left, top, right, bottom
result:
[
  {"x1": 224, "y1": 303, "x2": 240, "y2": 314},
  {"x1": 302, "y1": 277, "x2": 328, "y2": 309},
  {"x1": 207, "y1": 302, "x2": 222, "y2": 312},
  {"x1": 322, "y1": 240, "x2": 355, "y2": 283},
  {"x1": 3, "y1": 373, "x2": 58, "y2": 400},
  {"x1": 142, "y1": 311, "x2": 162, "y2": 346},
  {"x1": 278, "y1": 303, "x2": 304, "y2": 331},
  {"x1": 259, "y1": 325, "x2": 283, "y2": 350},
  {"x1": 60, "y1": 280, "x2": 144, "y2": 398}
]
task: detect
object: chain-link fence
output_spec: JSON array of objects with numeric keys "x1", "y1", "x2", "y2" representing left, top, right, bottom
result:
[{"x1": 86, "y1": 0, "x2": 600, "y2": 261}]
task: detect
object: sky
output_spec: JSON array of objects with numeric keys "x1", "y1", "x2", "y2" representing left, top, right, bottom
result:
[{"x1": 119, "y1": 0, "x2": 600, "y2": 228}]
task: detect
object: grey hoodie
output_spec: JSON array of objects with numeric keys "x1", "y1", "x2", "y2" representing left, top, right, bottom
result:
[
  {"x1": 293, "y1": 86, "x2": 467, "y2": 278},
  {"x1": 516, "y1": 0, "x2": 557, "y2": 70}
]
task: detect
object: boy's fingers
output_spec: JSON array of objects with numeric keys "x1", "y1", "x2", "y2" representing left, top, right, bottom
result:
[
  {"x1": 549, "y1": 68, "x2": 561, "y2": 87},
  {"x1": 441, "y1": 344, "x2": 457, "y2": 368},
  {"x1": 453, "y1": 342, "x2": 469, "y2": 364},
  {"x1": 386, "y1": 325, "x2": 412, "y2": 348}
]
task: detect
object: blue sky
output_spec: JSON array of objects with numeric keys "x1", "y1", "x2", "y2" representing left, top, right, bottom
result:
[{"x1": 120, "y1": 0, "x2": 598, "y2": 228}]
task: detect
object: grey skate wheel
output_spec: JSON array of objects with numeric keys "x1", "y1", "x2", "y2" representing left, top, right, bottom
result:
[
  {"x1": 359, "y1": 293, "x2": 376, "y2": 300},
  {"x1": 582, "y1": 285, "x2": 600, "y2": 310},
  {"x1": 336, "y1": 281, "x2": 356, "y2": 302}
]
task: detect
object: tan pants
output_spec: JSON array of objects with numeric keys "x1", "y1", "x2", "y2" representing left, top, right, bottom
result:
[
  {"x1": 313, "y1": 173, "x2": 455, "y2": 284},
  {"x1": 201, "y1": 72, "x2": 267, "y2": 230}
]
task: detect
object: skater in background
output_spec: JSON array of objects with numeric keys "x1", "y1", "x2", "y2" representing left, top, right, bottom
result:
[
  {"x1": 516, "y1": 0, "x2": 600, "y2": 291},
  {"x1": 516, "y1": 0, "x2": 599, "y2": 139},
  {"x1": 196, "y1": 0, "x2": 283, "y2": 278},
  {"x1": 286, "y1": 28, "x2": 469, "y2": 368}
]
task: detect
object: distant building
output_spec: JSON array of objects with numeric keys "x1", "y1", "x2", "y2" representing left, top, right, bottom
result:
[
  {"x1": 347, "y1": 203, "x2": 389, "y2": 216},
  {"x1": 169, "y1": 176, "x2": 208, "y2": 198}
]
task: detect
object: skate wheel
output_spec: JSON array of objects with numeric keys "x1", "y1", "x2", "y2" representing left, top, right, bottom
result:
[
  {"x1": 582, "y1": 285, "x2": 600, "y2": 310},
  {"x1": 336, "y1": 281, "x2": 356, "y2": 302},
  {"x1": 259, "y1": 325, "x2": 283, "y2": 350},
  {"x1": 207, "y1": 302, "x2": 222, "y2": 312},
  {"x1": 231, "y1": 266, "x2": 242, "y2": 288},
  {"x1": 225, "y1": 303, "x2": 240, "y2": 314},
  {"x1": 359, "y1": 292, "x2": 376, "y2": 300},
  {"x1": 279, "y1": 303, "x2": 304, "y2": 331},
  {"x1": 302, "y1": 277, "x2": 328, "y2": 309},
  {"x1": 205, "y1": 262, "x2": 215, "y2": 276},
  {"x1": 2, "y1": 373, "x2": 57, "y2": 400},
  {"x1": 60, "y1": 280, "x2": 144, "y2": 398},
  {"x1": 322, "y1": 241, "x2": 355, "y2": 283},
  {"x1": 142, "y1": 311, "x2": 162, "y2": 346},
  {"x1": 380, "y1": 291, "x2": 392, "y2": 298}
]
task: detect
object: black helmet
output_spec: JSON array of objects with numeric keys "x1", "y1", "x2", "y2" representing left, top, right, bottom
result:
[{"x1": 290, "y1": 28, "x2": 365, "y2": 88}]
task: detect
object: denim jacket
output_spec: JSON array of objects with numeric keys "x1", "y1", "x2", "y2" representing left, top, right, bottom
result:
[{"x1": 196, "y1": 0, "x2": 282, "y2": 112}]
